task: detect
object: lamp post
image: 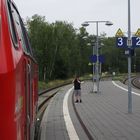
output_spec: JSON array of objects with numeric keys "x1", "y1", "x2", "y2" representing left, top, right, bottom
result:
[
  {"x1": 127, "y1": 0, "x2": 132, "y2": 113},
  {"x1": 99, "y1": 42, "x2": 104, "y2": 74},
  {"x1": 82, "y1": 21, "x2": 113, "y2": 93}
]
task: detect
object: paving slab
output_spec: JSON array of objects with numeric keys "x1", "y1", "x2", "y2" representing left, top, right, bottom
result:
[
  {"x1": 76, "y1": 81, "x2": 140, "y2": 140},
  {"x1": 40, "y1": 80, "x2": 140, "y2": 140}
]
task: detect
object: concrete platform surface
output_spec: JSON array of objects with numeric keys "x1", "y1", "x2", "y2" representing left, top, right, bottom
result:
[{"x1": 40, "y1": 81, "x2": 140, "y2": 140}]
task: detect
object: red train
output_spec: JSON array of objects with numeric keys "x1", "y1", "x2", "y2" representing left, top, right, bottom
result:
[{"x1": 0, "y1": 0, "x2": 38, "y2": 140}]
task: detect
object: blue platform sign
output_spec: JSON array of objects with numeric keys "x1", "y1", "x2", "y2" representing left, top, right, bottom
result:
[
  {"x1": 99, "y1": 55, "x2": 105, "y2": 63},
  {"x1": 116, "y1": 37, "x2": 127, "y2": 48},
  {"x1": 132, "y1": 37, "x2": 140, "y2": 48},
  {"x1": 90, "y1": 55, "x2": 105, "y2": 63},
  {"x1": 90, "y1": 55, "x2": 97, "y2": 63}
]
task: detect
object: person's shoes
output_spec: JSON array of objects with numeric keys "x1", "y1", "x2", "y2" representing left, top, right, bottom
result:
[
  {"x1": 75, "y1": 100, "x2": 78, "y2": 103},
  {"x1": 80, "y1": 100, "x2": 82, "y2": 103}
]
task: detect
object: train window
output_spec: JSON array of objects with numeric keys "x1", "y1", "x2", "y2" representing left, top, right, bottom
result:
[
  {"x1": 19, "y1": 18, "x2": 33, "y2": 56},
  {"x1": 11, "y1": 5, "x2": 28, "y2": 52},
  {"x1": 7, "y1": 1, "x2": 18, "y2": 48},
  {"x1": 11, "y1": 3, "x2": 33, "y2": 56}
]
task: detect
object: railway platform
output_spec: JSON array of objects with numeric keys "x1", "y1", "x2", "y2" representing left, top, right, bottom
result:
[{"x1": 40, "y1": 80, "x2": 140, "y2": 140}]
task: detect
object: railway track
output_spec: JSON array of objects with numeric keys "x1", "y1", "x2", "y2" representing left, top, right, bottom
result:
[
  {"x1": 35, "y1": 88, "x2": 60, "y2": 140},
  {"x1": 123, "y1": 75, "x2": 140, "y2": 89},
  {"x1": 131, "y1": 77, "x2": 140, "y2": 89},
  {"x1": 37, "y1": 82, "x2": 72, "y2": 121}
]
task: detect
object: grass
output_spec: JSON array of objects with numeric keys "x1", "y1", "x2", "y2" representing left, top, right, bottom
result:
[
  {"x1": 111, "y1": 73, "x2": 137, "y2": 82},
  {"x1": 38, "y1": 73, "x2": 137, "y2": 90},
  {"x1": 38, "y1": 75, "x2": 91, "y2": 90},
  {"x1": 38, "y1": 78, "x2": 73, "y2": 90}
]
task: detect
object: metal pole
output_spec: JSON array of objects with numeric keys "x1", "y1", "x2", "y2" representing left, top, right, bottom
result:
[
  {"x1": 99, "y1": 48, "x2": 102, "y2": 74},
  {"x1": 96, "y1": 22, "x2": 99, "y2": 93},
  {"x1": 92, "y1": 43, "x2": 94, "y2": 92},
  {"x1": 128, "y1": 0, "x2": 132, "y2": 113}
]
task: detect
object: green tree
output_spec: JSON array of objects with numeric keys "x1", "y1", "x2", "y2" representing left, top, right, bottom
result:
[
  {"x1": 27, "y1": 15, "x2": 49, "y2": 80},
  {"x1": 27, "y1": 14, "x2": 136, "y2": 82}
]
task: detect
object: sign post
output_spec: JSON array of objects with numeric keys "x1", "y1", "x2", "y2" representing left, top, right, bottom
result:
[{"x1": 115, "y1": 27, "x2": 139, "y2": 113}]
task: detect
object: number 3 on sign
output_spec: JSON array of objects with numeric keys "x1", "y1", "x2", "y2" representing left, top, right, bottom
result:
[
  {"x1": 118, "y1": 37, "x2": 123, "y2": 46},
  {"x1": 116, "y1": 37, "x2": 127, "y2": 48}
]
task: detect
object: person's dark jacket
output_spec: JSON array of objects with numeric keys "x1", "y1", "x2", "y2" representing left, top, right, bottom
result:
[{"x1": 74, "y1": 79, "x2": 81, "y2": 90}]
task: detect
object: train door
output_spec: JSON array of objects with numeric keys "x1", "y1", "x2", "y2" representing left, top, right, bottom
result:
[
  {"x1": 24, "y1": 60, "x2": 35, "y2": 140},
  {"x1": 25, "y1": 61, "x2": 30, "y2": 140},
  {"x1": 25, "y1": 61, "x2": 34, "y2": 140}
]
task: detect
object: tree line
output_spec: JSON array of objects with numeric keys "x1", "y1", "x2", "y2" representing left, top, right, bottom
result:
[{"x1": 26, "y1": 14, "x2": 140, "y2": 81}]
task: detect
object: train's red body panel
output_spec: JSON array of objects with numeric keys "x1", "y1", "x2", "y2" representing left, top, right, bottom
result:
[{"x1": 0, "y1": 0, "x2": 38, "y2": 140}]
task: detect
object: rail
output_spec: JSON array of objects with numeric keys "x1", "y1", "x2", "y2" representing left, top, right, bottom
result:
[
  {"x1": 131, "y1": 77, "x2": 140, "y2": 89},
  {"x1": 35, "y1": 88, "x2": 60, "y2": 140}
]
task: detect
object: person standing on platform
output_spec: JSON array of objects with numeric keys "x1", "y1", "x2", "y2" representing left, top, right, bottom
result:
[{"x1": 72, "y1": 76, "x2": 82, "y2": 103}]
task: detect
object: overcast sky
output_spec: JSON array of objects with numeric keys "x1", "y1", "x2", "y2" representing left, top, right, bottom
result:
[{"x1": 14, "y1": 0, "x2": 140, "y2": 37}]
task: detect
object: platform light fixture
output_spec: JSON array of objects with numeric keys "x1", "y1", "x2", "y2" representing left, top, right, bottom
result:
[{"x1": 82, "y1": 20, "x2": 113, "y2": 93}]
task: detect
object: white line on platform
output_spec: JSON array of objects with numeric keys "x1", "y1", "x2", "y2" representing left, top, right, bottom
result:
[
  {"x1": 63, "y1": 87, "x2": 79, "y2": 140},
  {"x1": 112, "y1": 81, "x2": 140, "y2": 96}
]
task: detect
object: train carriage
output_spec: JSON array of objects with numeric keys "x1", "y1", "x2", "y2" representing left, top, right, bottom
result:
[{"x1": 0, "y1": 0, "x2": 38, "y2": 140}]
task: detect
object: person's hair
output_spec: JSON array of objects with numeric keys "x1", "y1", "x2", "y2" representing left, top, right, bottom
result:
[{"x1": 75, "y1": 75, "x2": 79, "y2": 78}]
